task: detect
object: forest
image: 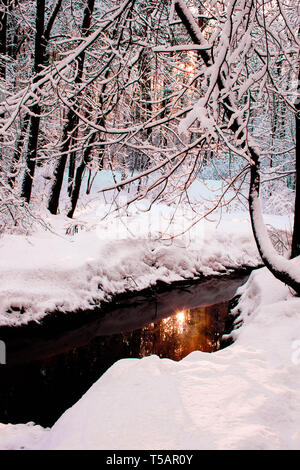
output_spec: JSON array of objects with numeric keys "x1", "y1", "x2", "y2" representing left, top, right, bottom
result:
[{"x1": 0, "y1": 0, "x2": 299, "y2": 452}]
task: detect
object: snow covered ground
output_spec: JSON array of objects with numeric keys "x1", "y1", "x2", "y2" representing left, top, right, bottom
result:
[
  {"x1": 0, "y1": 174, "x2": 269, "y2": 327},
  {"x1": 0, "y1": 172, "x2": 293, "y2": 326},
  {"x1": 0, "y1": 266, "x2": 299, "y2": 450},
  {"x1": 0, "y1": 173, "x2": 298, "y2": 450}
]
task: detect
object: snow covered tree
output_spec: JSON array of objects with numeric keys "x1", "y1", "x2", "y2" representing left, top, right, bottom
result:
[
  {"x1": 0, "y1": 0, "x2": 299, "y2": 297},
  {"x1": 159, "y1": 0, "x2": 300, "y2": 293},
  {"x1": 21, "y1": 0, "x2": 63, "y2": 203},
  {"x1": 96, "y1": 0, "x2": 300, "y2": 294},
  {"x1": 47, "y1": 0, "x2": 96, "y2": 215}
]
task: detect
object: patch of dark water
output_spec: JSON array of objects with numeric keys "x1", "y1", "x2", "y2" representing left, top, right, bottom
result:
[{"x1": 0, "y1": 270, "x2": 250, "y2": 427}]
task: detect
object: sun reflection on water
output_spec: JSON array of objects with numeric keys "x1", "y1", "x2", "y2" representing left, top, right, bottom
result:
[
  {"x1": 175, "y1": 310, "x2": 185, "y2": 333},
  {"x1": 135, "y1": 301, "x2": 229, "y2": 361}
]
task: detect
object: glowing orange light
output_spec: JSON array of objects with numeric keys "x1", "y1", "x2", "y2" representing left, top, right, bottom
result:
[
  {"x1": 176, "y1": 311, "x2": 186, "y2": 332},
  {"x1": 185, "y1": 64, "x2": 194, "y2": 73},
  {"x1": 176, "y1": 311, "x2": 185, "y2": 322}
]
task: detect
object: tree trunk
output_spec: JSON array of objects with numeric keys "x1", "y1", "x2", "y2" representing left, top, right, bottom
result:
[
  {"x1": 0, "y1": 0, "x2": 7, "y2": 80},
  {"x1": 48, "y1": 0, "x2": 95, "y2": 215},
  {"x1": 20, "y1": 0, "x2": 46, "y2": 202},
  {"x1": 248, "y1": 146, "x2": 300, "y2": 294},
  {"x1": 20, "y1": 105, "x2": 41, "y2": 202},
  {"x1": 66, "y1": 2, "x2": 134, "y2": 218},
  {"x1": 67, "y1": 125, "x2": 104, "y2": 219},
  {"x1": 0, "y1": 0, "x2": 7, "y2": 172},
  {"x1": 291, "y1": 73, "x2": 300, "y2": 259},
  {"x1": 21, "y1": 0, "x2": 63, "y2": 202},
  {"x1": 9, "y1": 113, "x2": 29, "y2": 187}
]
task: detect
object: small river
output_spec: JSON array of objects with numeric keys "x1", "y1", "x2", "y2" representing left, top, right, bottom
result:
[{"x1": 0, "y1": 270, "x2": 250, "y2": 427}]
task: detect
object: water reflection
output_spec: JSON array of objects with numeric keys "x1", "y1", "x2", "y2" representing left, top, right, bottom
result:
[
  {"x1": 122, "y1": 301, "x2": 229, "y2": 361},
  {"x1": 0, "y1": 273, "x2": 247, "y2": 427}
]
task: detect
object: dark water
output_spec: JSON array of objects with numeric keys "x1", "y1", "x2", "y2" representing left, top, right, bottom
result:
[{"x1": 0, "y1": 271, "x2": 249, "y2": 427}]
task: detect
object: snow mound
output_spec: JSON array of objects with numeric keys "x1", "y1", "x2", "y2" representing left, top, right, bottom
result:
[{"x1": 0, "y1": 210, "x2": 260, "y2": 326}]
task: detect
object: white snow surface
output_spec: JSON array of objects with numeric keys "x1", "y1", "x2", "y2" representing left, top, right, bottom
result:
[
  {"x1": 0, "y1": 174, "x2": 298, "y2": 450},
  {"x1": 1, "y1": 266, "x2": 299, "y2": 450},
  {"x1": 0, "y1": 423, "x2": 49, "y2": 451},
  {"x1": 0, "y1": 175, "x2": 268, "y2": 326},
  {"x1": 0, "y1": 214, "x2": 259, "y2": 326}
]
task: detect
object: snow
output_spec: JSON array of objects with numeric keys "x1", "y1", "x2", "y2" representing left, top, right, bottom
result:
[
  {"x1": 0, "y1": 0, "x2": 298, "y2": 451},
  {"x1": 0, "y1": 175, "x2": 266, "y2": 327},
  {"x1": 178, "y1": 100, "x2": 218, "y2": 138},
  {"x1": 1, "y1": 265, "x2": 299, "y2": 450},
  {"x1": 250, "y1": 186, "x2": 300, "y2": 283},
  {"x1": 0, "y1": 423, "x2": 48, "y2": 450},
  {"x1": 0, "y1": 0, "x2": 134, "y2": 136},
  {"x1": 0, "y1": 218, "x2": 258, "y2": 326},
  {"x1": 0, "y1": 173, "x2": 298, "y2": 450},
  {"x1": 173, "y1": 0, "x2": 209, "y2": 49}
]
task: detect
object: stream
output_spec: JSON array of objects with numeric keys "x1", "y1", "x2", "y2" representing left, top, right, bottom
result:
[{"x1": 0, "y1": 269, "x2": 250, "y2": 427}]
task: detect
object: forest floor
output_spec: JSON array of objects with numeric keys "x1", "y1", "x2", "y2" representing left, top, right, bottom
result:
[{"x1": 0, "y1": 173, "x2": 299, "y2": 450}]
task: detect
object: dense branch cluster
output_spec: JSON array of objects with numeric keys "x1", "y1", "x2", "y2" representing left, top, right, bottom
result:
[{"x1": 0, "y1": 0, "x2": 299, "y2": 289}]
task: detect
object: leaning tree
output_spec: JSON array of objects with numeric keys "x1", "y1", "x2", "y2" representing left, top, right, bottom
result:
[
  {"x1": 97, "y1": 0, "x2": 300, "y2": 293},
  {"x1": 0, "y1": 0, "x2": 299, "y2": 295}
]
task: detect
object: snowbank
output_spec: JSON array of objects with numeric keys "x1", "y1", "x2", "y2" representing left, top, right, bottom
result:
[
  {"x1": 1, "y1": 266, "x2": 299, "y2": 450},
  {"x1": 0, "y1": 205, "x2": 261, "y2": 326},
  {"x1": 0, "y1": 173, "x2": 291, "y2": 326},
  {"x1": 0, "y1": 174, "x2": 297, "y2": 449}
]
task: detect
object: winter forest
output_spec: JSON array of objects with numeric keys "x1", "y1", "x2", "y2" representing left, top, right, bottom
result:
[{"x1": 0, "y1": 0, "x2": 299, "y2": 452}]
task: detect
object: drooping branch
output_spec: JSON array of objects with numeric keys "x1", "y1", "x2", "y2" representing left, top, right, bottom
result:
[{"x1": 173, "y1": 0, "x2": 300, "y2": 294}]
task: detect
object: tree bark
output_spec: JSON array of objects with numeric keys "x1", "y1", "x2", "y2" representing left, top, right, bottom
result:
[
  {"x1": 67, "y1": 118, "x2": 104, "y2": 219},
  {"x1": 65, "y1": 1, "x2": 135, "y2": 218},
  {"x1": 20, "y1": 0, "x2": 46, "y2": 202},
  {"x1": 291, "y1": 72, "x2": 300, "y2": 259},
  {"x1": 48, "y1": 0, "x2": 95, "y2": 215},
  {"x1": 21, "y1": 0, "x2": 63, "y2": 202},
  {"x1": 0, "y1": 0, "x2": 7, "y2": 80}
]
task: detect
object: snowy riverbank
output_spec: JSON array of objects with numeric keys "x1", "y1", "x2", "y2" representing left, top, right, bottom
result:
[
  {"x1": 0, "y1": 265, "x2": 299, "y2": 450},
  {"x1": 0, "y1": 185, "x2": 265, "y2": 327},
  {"x1": 0, "y1": 175, "x2": 298, "y2": 450},
  {"x1": 0, "y1": 172, "x2": 291, "y2": 327}
]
